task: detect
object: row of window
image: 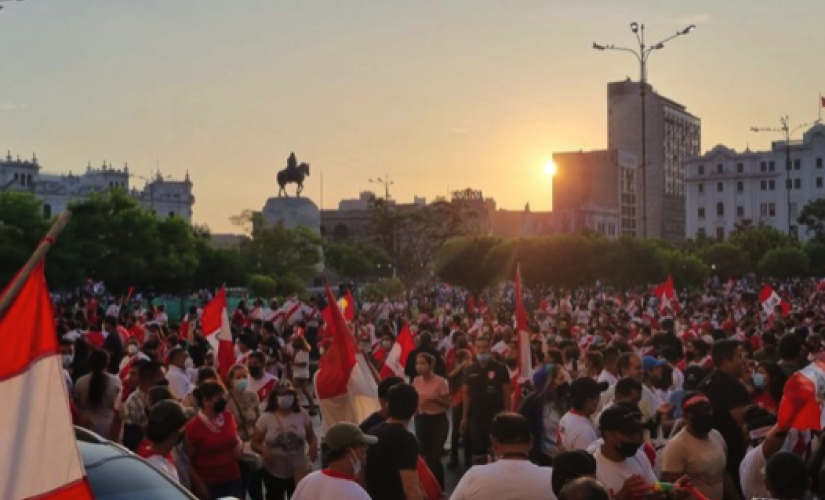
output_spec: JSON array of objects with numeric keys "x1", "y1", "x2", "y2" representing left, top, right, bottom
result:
[
  {"x1": 697, "y1": 158, "x2": 823, "y2": 175},
  {"x1": 697, "y1": 176, "x2": 819, "y2": 194},
  {"x1": 698, "y1": 202, "x2": 782, "y2": 219},
  {"x1": 12, "y1": 172, "x2": 33, "y2": 187}
]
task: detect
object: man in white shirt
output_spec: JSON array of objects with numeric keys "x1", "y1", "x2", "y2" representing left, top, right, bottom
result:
[
  {"x1": 593, "y1": 405, "x2": 657, "y2": 498},
  {"x1": 599, "y1": 353, "x2": 663, "y2": 425},
  {"x1": 451, "y1": 412, "x2": 557, "y2": 500},
  {"x1": 597, "y1": 346, "x2": 620, "y2": 386},
  {"x1": 165, "y1": 347, "x2": 193, "y2": 400},
  {"x1": 740, "y1": 410, "x2": 788, "y2": 500},
  {"x1": 560, "y1": 378, "x2": 608, "y2": 451},
  {"x1": 292, "y1": 422, "x2": 375, "y2": 500}
]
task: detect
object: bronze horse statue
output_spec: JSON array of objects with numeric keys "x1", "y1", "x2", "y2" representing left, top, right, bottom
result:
[{"x1": 277, "y1": 162, "x2": 310, "y2": 197}]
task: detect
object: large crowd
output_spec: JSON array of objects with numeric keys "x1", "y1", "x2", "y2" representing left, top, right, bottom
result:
[{"x1": 56, "y1": 278, "x2": 825, "y2": 500}]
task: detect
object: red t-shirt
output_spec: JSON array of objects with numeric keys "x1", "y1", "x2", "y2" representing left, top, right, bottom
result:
[
  {"x1": 185, "y1": 412, "x2": 241, "y2": 486},
  {"x1": 752, "y1": 392, "x2": 777, "y2": 412}
]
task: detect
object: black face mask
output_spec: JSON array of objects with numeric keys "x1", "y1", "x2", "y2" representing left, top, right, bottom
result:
[
  {"x1": 617, "y1": 440, "x2": 643, "y2": 458},
  {"x1": 690, "y1": 414, "x2": 714, "y2": 436},
  {"x1": 248, "y1": 365, "x2": 263, "y2": 379},
  {"x1": 213, "y1": 398, "x2": 227, "y2": 414}
]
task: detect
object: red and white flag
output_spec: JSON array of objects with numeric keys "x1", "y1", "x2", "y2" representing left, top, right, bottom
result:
[
  {"x1": 653, "y1": 275, "x2": 680, "y2": 314},
  {"x1": 779, "y1": 358, "x2": 825, "y2": 431},
  {"x1": 0, "y1": 264, "x2": 95, "y2": 500},
  {"x1": 201, "y1": 286, "x2": 236, "y2": 379},
  {"x1": 314, "y1": 284, "x2": 380, "y2": 432},
  {"x1": 514, "y1": 264, "x2": 532, "y2": 383},
  {"x1": 380, "y1": 322, "x2": 415, "y2": 379},
  {"x1": 760, "y1": 285, "x2": 790, "y2": 318},
  {"x1": 339, "y1": 288, "x2": 356, "y2": 322}
]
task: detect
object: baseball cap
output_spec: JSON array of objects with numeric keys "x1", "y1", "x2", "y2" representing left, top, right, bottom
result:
[
  {"x1": 642, "y1": 356, "x2": 667, "y2": 372},
  {"x1": 570, "y1": 377, "x2": 609, "y2": 401},
  {"x1": 599, "y1": 405, "x2": 643, "y2": 435},
  {"x1": 325, "y1": 422, "x2": 378, "y2": 454},
  {"x1": 681, "y1": 391, "x2": 711, "y2": 413}
]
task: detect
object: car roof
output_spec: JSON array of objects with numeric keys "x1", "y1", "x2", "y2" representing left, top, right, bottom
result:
[{"x1": 75, "y1": 427, "x2": 130, "y2": 466}]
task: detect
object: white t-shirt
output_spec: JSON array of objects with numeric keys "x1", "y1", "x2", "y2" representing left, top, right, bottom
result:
[
  {"x1": 597, "y1": 370, "x2": 618, "y2": 386},
  {"x1": 559, "y1": 412, "x2": 599, "y2": 451},
  {"x1": 593, "y1": 446, "x2": 657, "y2": 496},
  {"x1": 293, "y1": 351, "x2": 310, "y2": 379},
  {"x1": 660, "y1": 429, "x2": 726, "y2": 500},
  {"x1": 740, "y1": 444, "x2": 770, "y2": 500},
  {"x1": 292, "y1": 470, "x2": 370, "y2": 500},
  {"x1": 166, "y1": 365, "x2": 193, "y2": 401},
  {"x1": 450, "y1": 459, "x2": 557, "y2": 500}
]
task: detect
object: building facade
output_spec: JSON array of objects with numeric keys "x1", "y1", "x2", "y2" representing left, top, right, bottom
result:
[
  {"x1": 0, "y1": 152, "x2": 194, "y2": 221},
  {"x1": 685, "y1": 123, "x2": 825, "y2": 242},
  {"x1": 607, "y1": 80, "x2": 701, "y2": 241},
  {"x1": 552, "y1": 148, "x2": 639, "y2": 239}
]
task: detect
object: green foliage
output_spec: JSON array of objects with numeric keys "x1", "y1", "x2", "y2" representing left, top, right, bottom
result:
[
  {"x1": 758, "y1": 247, "x2": 810, "y2": 279},
  {"x1": 362, "y1": 277, "x2": 405, "y2": 300},
  {"x1": 696, "y1": 243, "x2": 750, "y2": 279},
  {"x1": 324, "y1": 240, "x2": 390, "y2": 279},
  {"x1": 728, "y1": 226, "x2": 795, "y2": 269},
  {"x1": 660, "y1": 250, "x2": 709, "y2": 289},
  {"x1": 247, "y1": 274, "x2": 278, "y2": 298},
  {"x1": 236, "y1": 225, "x2": 321, "y2": 289},
  {"x1": 804, "y1": 241, "x2": 825, "y2": 275},
  {"x1": 435, "y1": 236, "x2": 508, "y2": 292},
  {"x1": 0, "y1": 192, "x2": 50, "y2": 286},
  {"x1": 798, "y1": 198, "x2": 825, "y2": 240}
]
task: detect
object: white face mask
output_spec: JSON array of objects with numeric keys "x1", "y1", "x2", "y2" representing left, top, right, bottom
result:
[
  {"x1": 127, "y1": 344, "x2": 139, "y2": 356},
  {"x1": 350, "y1": 449, "x2": 362, "y2": 475},
  {"x1": 277, "y1": 395, "x2": 294, "y2": 409}
]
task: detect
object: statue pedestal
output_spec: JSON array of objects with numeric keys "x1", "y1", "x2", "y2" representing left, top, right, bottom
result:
[{"x1": 262, "y1": 197, "x2": 324, "y2": 272}]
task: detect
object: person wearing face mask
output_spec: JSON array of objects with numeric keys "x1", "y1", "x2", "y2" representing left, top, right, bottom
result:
[
  {"x1": 140, "y1": 400, "x2": 192, "y2": 484},
  {"x1": 185, "y1": 380, "x2": 244, "y2": 500},
  {"x1": 246, "y1": 351, "x2": 278, "y2": 412},
  {"x1": 291, "y1": 423, "x2": 375, "y2": 500},
  {"x1": 166, "y1": 347, "x2": 194, "y2": 401},
  {"x1": 252, "y1": 380, "x2": 319, "y2": 500},
  {"x1": 225, "y1": 364, "x2": 264, "y2": 500},
  {"x1": 372, "y1": 328, "x2": 396, "y2": 370},
  {"x1": 593, "y1": 405, "x2": 656, "y2": 500},
  {"x1": 751, "y1": 361, "x2": 787, "y2": 412},
  {"x1": 661, "y1": 392, "x2": 734, "y2": 500},
  {"x1": 119, "y1": 338, "x2": 150, "y2": 383}
]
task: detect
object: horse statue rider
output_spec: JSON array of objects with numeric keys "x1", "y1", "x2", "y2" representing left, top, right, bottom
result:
[{"x1": 277, "y1": 152, "x2": 311, "y2": 197}]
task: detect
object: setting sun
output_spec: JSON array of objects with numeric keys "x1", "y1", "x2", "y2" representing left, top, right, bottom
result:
[{"x1": 544, "y1": 159, "x2": 556, "y2": 176}]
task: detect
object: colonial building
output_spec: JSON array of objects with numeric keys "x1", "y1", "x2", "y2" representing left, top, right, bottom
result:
[
  {"x1": 552, "y1": 149, "x2": 639, "y2": 239},
  {"x1": 0, "y1": 152, "x2": 195, "y2": 221},
  {"x1": 685, "y1": 123, "x2": 825, "y2": 241},
  {"x1": 607, "y1": 80, "x2": 701, "y2": 241}
]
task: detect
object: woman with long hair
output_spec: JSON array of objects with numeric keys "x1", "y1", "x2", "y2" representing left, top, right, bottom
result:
[
  {"x1": 252, "y1": 381, "x2": 318, "y2": 500},
  {"x1": 751, "y1": 362, "x2": 786, "y2": 412},
  {"x1": 412, "y1": 352, "x2": 451, "y2": 489},
  {"x1": 225, "y1": 364, "x2": 263, "y2": 500},
  {"x1": 517, "y1": 363, "x2": 570, "y2": 465},
  {"x1": 290, "y1": 336, "x2": 316, "y2": 416},
  {"x1": 73, "y1": 349, "x2": 122, "y2": 436}
]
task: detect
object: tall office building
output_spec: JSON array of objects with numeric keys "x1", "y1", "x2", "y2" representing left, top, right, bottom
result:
[{"x1": 608, "y1": 80, "x2": 701, "y2": 241}]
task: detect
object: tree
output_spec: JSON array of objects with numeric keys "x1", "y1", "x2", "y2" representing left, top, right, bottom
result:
[
  {"x1": 247, "y1": 274, "x2": 278, "y2": 298},
  {"x1": 0, "y1": 192, "x2": 50, "y2": 286},
  {"x1": 798, "y1": 198, "x2": 825, "y2": 240},
  {"x1": 237, "y1": 224, "x2": 321, "y2": 293},
  {"x1": 728, "y1": 226, "x2": 795, "y2": 269},
  {"x1": 324, "y1": 241, "x2": 390, "y2": 279},
  {"x1": 435, "y1": 236, "x2": 507, "y2": 292},
  {"x1": 805, "y1": 240, "x2": 825, "y2": 276},
  {"x1": 758, "y1": 247, "x2": 810, "y2": 279},
  {"x1": 697, "y1": 243, "x2": 750, "y2": 279},
  {"x1": 659, "y1": 250, "x2": 709, "y2": 289},
  {"x1": 363, "y1": 277, "x2": 404, "y2": 300}
]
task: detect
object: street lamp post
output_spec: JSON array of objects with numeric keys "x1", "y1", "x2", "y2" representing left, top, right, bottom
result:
[
  {"x1": 593, "y1": 23, "x2": 696, "y2": 239},
  {"x1": 751, "y1": 117, "x2": 822, "y2": 238},
  {"x1": 368, "y1": 175, "x2": 393, "y2": 201}
]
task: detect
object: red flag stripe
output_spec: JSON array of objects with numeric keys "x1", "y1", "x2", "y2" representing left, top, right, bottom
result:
[{"x1": 316, "y1": 284, "x2": 357, "y2": 399}]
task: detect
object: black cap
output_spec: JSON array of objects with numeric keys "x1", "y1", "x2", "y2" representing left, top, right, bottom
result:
[
  {"x1": 570, "y1": 377, "x2": 609, "y2": 401},
  {"x1": 599, "y1": 404, "x2": 643, "y2": 435}
]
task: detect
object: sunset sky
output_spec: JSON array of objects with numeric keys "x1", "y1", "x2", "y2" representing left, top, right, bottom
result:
[{"x1": 2, "y1": 0, "x2": 824, "y2": 232}]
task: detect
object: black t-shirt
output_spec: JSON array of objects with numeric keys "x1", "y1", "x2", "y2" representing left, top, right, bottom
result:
[
  {"x1": 698, "y1": 370, "x2": 751, "y2": 481},
  {"x1": 463, "y1": 360, "x2": 510, "y2": 424},
  {"x1": 365, "y1": 422, "x2": 419, "y2": 500},
  {"x1": 359, "y1": 411, "x2": 386, "y2": 433},
  {"x1": 651, "y1": 332, "x2": 684, "y2": 359}
]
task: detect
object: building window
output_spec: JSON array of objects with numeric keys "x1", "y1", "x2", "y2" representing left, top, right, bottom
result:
[
  {"x1": 818, "y1": 158, "x2": 823, "y2": 168},
  {"x1": 795, "y1": 178, "x2": 801, "y2": 189},
  {"x1": 26, "y1": 174, "x2": 32, "y2": 187},
  {"x1": 737, "y1": 206, "x2": 744, "y2": 217},
  {"x1": 717, "y1": 182, "x2": 723, "y2": 193},
  {"x1": 168, "y1": 212, "x2": 175, "y2": 218},
  {"x1": 716, "y1": 227, "x2": 725, "y2": 242},
  {"x1": 698, "y1": 208, "x2": 705, "y2": 219},
  {"x1": 794, "y1": 159, "x2": 801, "y2": 170},
  {"x1": 717, "y1": 164, "x2": 723, "y2": 174},
  {"x1": 698, "y1": 164, "x2": 704, "y2": 175},
  {"x1": 760, "y1": 203, "x2": 777, "y2": 217},
  {"x1": 761, "y1": 180, "x2": 767, "y2": 191},
  {"x1": 43, "y1": 204, "x2": 51, "y2": 219},
  {"x1": 698, "y1": 183, "x2": 704, "y2": 194},
  {"x1": 769, "y1": 180, "x2": 775, "y2": 191},
  {"x1": 13, "y1": 173, "x2": 18, "y2": 183},
  {"x1": 769, "y1": 161, "x2": 776, "y2": 172},
  {"x1": 716, "y1": 203, "x2": 725, "y2": 217},
  {"x1": 761, "y1": 162, "x2": 767, "y2": 172},
  {"x1": 818, "y1": 177, "x2": 823, "y2": 188},
  {"x1": 737, "y1": 181, "x2": 744, "y2": 192},
  {"x1": 737, "y1": 163, "x2": 744, "y2": 174}
]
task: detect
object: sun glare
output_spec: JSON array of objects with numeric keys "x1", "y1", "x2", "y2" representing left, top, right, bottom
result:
[{"x1": 544, "y1": 159, "x2": 556, "y2": 176}]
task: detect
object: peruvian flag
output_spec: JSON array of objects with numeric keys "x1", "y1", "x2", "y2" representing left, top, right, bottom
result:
[
  {"x1": 201, "y1": 286, "x2": 236, "y2": 379},
  {"x1": 380, "y1": 322, "x2": 415, "y2": 379},
  {"x1": 760, "y1": 285, "x2": 790, "y2": 318},
  {"x1": 653, "y1": 275, "x2": 680, "y2": 314},
  {"x1": 314, "y1": 283, "x2": 380, "y2": 432},
  {"x1": 514, "y1": 264, "x2": 532, "y2": 383},
  {"x1": 339, "y1": 288, "x2": 356, "y2": 321},
  {"x1": 779, "y1": 359, "x2": 825, "y2": 431},
  {"x1": 0, "y1": 264, "x2": 95, "y2": 500}
]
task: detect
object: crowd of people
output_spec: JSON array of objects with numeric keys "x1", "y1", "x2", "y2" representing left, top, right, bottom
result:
[{"x1": 56, "y1": 278, "x2": 825, "y2": 500}]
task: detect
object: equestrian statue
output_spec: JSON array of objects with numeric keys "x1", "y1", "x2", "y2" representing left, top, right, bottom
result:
[{"x1": 277, "y1": 152, "x2": 311, "y2": 197}]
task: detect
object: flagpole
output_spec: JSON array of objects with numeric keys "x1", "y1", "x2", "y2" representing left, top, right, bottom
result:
[{"x1": 0, "y1": 210, "x2": 72, "y2": 319}]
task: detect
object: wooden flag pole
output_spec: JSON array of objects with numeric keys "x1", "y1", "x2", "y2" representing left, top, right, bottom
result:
[{"x1": 0, "y1": 210, "x2": 72, "y2": 319}]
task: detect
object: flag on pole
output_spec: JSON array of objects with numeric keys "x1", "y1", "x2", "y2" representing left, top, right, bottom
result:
[
  {"x1": 0, "y1": 264, "x2": 95, "y2": 500},
  {"x1": 201, "y1": 286, "x2": 235, "y2": 379},
  {"x1": 380, "y1": 322, "x2": 415, "y2": 379},
  {"x1": 514, "y1": 264, "x2": 532, "y2": 383},
  {"x1": 339, "y1": 288, "x2": 356, "y2": 321},
  {"x1": 653, "y1": 275, "x2": 680, "y2": 314},
  {"x1": 778, "y1": 358, "x2": 825, "y2": 431},
  {"x1": 314, "y1": 283, "x2": 380, "y2": 432},
  {"x1": 760, "y1": 285, "x2": 790, "y2": 318}
]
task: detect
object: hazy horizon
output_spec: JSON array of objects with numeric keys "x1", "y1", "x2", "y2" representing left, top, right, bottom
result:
[{"x1": 2, "y1": 0, "x2": 824, "y2": 232}]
